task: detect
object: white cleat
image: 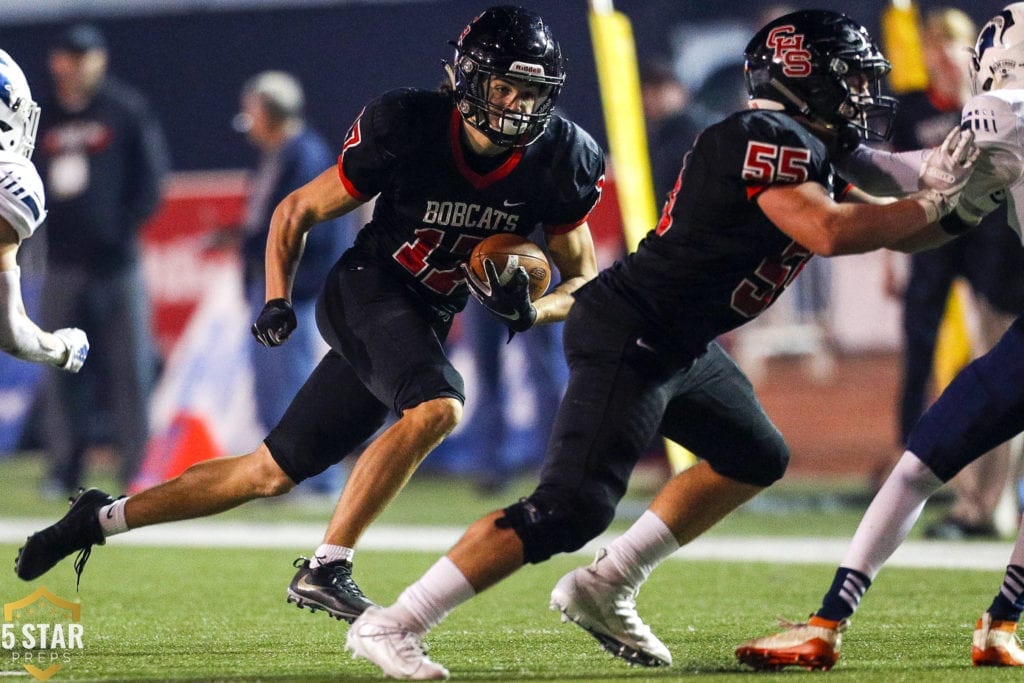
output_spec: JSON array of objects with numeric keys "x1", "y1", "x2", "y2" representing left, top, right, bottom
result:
[
  {"x1": 346, "y1": 607, "x2": 450, "y2": 680},
  {"x1": 549, "y1": 549, "x2": 672, "y2": 667},
  {"x1": 972, "y1": 612, "x2": 1024, "y2": 666}
]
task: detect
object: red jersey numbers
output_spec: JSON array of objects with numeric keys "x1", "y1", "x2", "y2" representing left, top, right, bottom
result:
[
  {"x1": 742, "y1": 141, "x2": 810, "y2": 185},
  {"x1": 655, "y1": 150, "x2": 691, "y2": 236},
  {"x1": 393, "y1": 229, "x2": 485, "y2": 296},
  {"x1": 765, "y1": 25, "x2": 812, "y2": 77},
  {"x1": 730, "y1": 240, "x2": 812, "y2": 318}
]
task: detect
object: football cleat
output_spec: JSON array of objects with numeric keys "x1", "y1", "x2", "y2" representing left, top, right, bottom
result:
[
  {"x1": 15, "y1": 488, "x2": 113, "y2": 587},
  {"x1": 972, "y1": 612, "x2": 1024, "y2": 666},
  {"x1": 735, "y1": 615, "x2": 846, "y2": 671},
  {"x1": 346, "y1": 606, "x2": 449, "y2": 680},
  {"x1": 549, "y1": 549, "x2": 672, "y2": 667},
  {"x1": 286, "y1": 556, "x2": 375, "y2": 623}
]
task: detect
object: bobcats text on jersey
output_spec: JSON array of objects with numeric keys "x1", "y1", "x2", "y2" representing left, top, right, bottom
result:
[{"x1": 421, "y1": 200, "x2": 520, "y2": 231}]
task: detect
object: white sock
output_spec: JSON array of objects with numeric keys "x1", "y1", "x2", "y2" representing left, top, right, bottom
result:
[
  {"x1": 599, "y1": 510, "x2": 680, "y2": 589},
  {"x1": 309, "y1": 544, "x2": 354, "y2": 568},
  {"x1": 98, "y1": 498, "x2": 129, "y2": 537},
  {"x1": 841, "y1": 451, "x2": 943, "y2": 578},
  {"x1": 386, "y1": 556, "x2": 476, "y2": 636}
]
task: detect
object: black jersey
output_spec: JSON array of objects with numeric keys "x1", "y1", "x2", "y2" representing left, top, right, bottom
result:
[
  {"x1": 336, "y1": 88, "x2": 605, "y2": 314},
  {"x1": 587, "y1": 109, "x2": 837, "y2": 358}
]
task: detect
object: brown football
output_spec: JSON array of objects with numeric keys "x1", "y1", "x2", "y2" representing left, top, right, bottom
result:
[{"x1": 469, "y1": 233, "x2": 551, "y2": 301}]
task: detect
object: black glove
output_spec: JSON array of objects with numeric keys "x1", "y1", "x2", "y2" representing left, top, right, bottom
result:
[
  {"x1": 462, "y1": 259, "x2": 537, "y2": 338},
  {"x1": 252, "y1": 298, "x2": 297, "y2": 347}
]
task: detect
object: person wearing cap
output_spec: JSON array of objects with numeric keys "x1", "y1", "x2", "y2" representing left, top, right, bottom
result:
[
  {"x1": 34, "y1": 23, "x2": 170, "y2": 495},
  {"x1": 230, "y1": 71, "x2": 355, "y2": 495}
]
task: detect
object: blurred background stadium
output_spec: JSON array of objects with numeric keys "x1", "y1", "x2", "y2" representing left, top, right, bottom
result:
[{"x1": 0, "y1": 0, "x2": 1018, "y2": 520}]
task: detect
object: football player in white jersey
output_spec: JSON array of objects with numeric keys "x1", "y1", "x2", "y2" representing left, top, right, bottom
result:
[
  {"x1": 736, "y1": 3, "x2": 1024, "y2": 671},
  {"x1": 0, "y1": 49, "x2": 87, "y2": 372}
]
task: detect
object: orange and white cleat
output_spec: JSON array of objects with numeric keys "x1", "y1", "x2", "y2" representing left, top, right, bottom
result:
[
  {"x1": 972, "y1": 612, "x2": 1024, "y2": 666},
  {"x1": 735, "y1": 615, "x2": 846, "y2": 672}
]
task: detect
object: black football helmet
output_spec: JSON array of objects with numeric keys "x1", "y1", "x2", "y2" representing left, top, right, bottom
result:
[
  {"x1": 744, "y1": 10, "x2": 897, "y2": 149},
  {"x1": 450, "y1": 5, "x2": 564, "y2": 147}
]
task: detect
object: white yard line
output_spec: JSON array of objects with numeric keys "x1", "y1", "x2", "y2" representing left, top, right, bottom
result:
[{"x1": 0, "y1": 518, "x2": 1013, "y2": 570}]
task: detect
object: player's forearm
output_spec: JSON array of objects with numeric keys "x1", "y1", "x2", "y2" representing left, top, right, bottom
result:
[
  {"x1": 885, "y1": 221, "x2": 957, "y2": 253},
  {"x1": 532, "y1": 276, "x2": 587, "y2": 324},
  {"x1": 264, "y1": 197, "x2": 314, "y2": 301},
  {"x1": 824, "y1": 198, "x2": 946, "y2": 255},
  {"x1": 0, "y1": 269, "x2": 68, "y2": 366}
]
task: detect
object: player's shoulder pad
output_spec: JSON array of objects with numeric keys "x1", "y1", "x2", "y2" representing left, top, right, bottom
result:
[
  {"x1": 730, "y1": 109, "x2": 820, "y2": 149},
  {"x1": 0, "y1": 151, "x2": 46, "y2": 238},
  {"x1": 708, "y1": 110, "x2": 826, "y2": 166},
  {"x1": 360, "y1": 88, "x2": 451, "y2": 153},
  {"x1": 532, "y1": 115, "x2": 606, "y2": 197},
  {"x1": 962, "y1": 91, "x2": 1024, "y2": 147}
]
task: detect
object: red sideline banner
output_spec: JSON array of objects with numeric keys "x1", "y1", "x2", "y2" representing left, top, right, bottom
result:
[{"x1": 140, "y1": 170, "x2": 247, "y2": 358}]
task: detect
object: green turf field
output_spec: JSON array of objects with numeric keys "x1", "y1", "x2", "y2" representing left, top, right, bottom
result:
[{"x1": 1, "y1": 453, "x2": 1017, "y2": 681}]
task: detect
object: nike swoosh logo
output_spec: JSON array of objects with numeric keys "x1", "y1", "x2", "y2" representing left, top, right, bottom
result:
[
  {"x1": 635, "y1": 337, "x2": 657, "y2": 352},
  {"x1": 105, "y1": 507, "x2": 114, "y2": 519},
  {"x1": 296, "y1": 574, "x2": 321, "y2": 592},
  {"x1": 503, "y1": 200, "x2": 526, "y2": 207},
  {"x1": 493, "y1": 309, "x2": 521, "y2": 321}
]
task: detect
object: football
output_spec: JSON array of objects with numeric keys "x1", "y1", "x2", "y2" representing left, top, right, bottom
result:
[{"x1": 469, "y1": 233, "x2": 551, "y2": 301}]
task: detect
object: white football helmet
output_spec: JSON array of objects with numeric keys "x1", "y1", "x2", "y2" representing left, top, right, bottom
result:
[
  {"x1": 971, "y1": 3, "x2": 1024, "y2": 93},
  {"x1": 0, "y1": 49, "x2": 40, "y2": 158}
]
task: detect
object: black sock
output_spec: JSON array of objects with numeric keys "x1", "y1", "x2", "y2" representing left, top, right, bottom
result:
[
  {"x1": 988, "y1": 565, "x2": 1024, "y2": 622},
  {"x1": 816, "y1": 567, "x2": 872, "y2": 622}
]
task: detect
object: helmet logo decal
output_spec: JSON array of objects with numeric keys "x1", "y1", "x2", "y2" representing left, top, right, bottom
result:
[
  {"x1": 975, "y1": 11, "x2": 1014, "y2": 62},
  {"x1": 766, "y1": 25, "x2": 812, "y2": 77}
]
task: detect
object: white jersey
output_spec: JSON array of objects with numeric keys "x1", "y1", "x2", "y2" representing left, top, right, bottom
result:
[
  {"x1": 961, "y1": 89, "x2": 1024, "y2": 238},
  {"x1": 0, "y1": 150, "x2": 46, "y2": 241}
]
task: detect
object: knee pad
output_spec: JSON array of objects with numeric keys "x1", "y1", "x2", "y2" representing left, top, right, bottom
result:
[
  {"x1": 710, "y1": 428, "x2": 790, "y2": 488},
  {"x1": 495, "y1": 492, "x2": 614, "y2": 564}
]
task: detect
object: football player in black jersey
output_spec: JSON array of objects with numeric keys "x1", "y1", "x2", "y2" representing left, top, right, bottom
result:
[
  {"x1": 343, "y1": 10, "x2": 980, "y2": 679},
  {"x1": 15, "y1": 3, "x2": 603, "y2": 620}
]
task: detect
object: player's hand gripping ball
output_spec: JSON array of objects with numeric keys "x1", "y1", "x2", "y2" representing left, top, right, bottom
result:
[
  {"x1": 462, "y1": 234, "x2": 551, "y2": 338},
  {"x1": 467, "y1": 233, "x2": 551, "y2": 301}
]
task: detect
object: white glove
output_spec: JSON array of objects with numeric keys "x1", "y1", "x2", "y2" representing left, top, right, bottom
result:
[
  {"x1": 53, "y1": 327, "x2": 89, "y2": 373},
  {"x1": 913, "y1": 126, "x2": 980, "y2": 223}
]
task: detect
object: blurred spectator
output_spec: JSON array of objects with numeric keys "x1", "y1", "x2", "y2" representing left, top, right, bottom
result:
[
  {"x1": 35, "y1": 24, "x2": 169, "y2": 494},
  {"x1": 227, "y1": 71, "x2": 356, "y2": 494},
  {"x1": 639, "y1": 60, "x2": 710, "y2": 203},
  {"x1": 883, "y1": 8, "x2": 1024, "y2": 538}
]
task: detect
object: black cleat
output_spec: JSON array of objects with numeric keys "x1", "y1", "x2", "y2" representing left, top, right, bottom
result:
[
  {"x1": 15, "y1": 488, "x2": 113, "y2": 587},
  {"x1": 287, "y1": 556, "x2": 376, "y2": 623}
]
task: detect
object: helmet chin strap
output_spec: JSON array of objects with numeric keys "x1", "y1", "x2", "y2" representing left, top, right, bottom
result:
[
  {"x1": 769, "y1": 76, "x2": 861, "y2": 153},
  {"x1": 768, "y1": 77, "x2": 812, "y2": 117}
]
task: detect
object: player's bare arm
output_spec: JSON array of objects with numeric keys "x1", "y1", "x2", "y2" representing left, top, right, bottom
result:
[
  {"x1": 0, "y1": 218, "x2": 85, "y2": 370},
  {"x1": 532, "y1": 222, "x2": 598, "y2": 324},
  {"x1": 763, "y1": 126, "x2": 977, "y2": 255},
  {"x1": 758, "y1": 182, "x2": 953, "y2": 255},
  {"x1": 264, "y1": 166, "x2": 365, "y2": 301}
]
